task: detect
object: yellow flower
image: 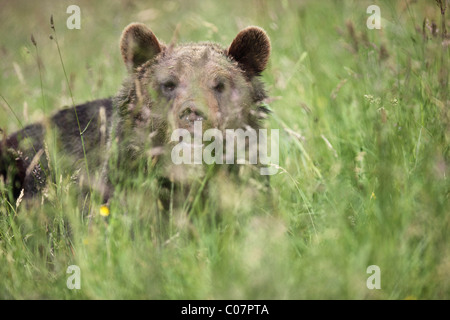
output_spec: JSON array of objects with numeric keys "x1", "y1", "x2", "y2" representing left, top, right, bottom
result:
[
  {"x1": 370, "y1": 192, "x2": 376, "y2": 200},
  {"x1": 99, "y1": 205, "x2": 110, "y2": 217}
]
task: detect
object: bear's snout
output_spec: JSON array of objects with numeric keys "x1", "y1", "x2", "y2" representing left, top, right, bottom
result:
[{"x1": 177, "y1": 101, "x2": 207, "y2": 129}]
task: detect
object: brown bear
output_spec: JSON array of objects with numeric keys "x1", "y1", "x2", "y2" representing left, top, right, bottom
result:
[{"x1": 0, "y1": 23, "x2": 272, "y2": 209}]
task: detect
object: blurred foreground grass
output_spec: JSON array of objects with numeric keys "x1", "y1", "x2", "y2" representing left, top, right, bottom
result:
[{"x1": 0, "y1": 0, "x2": 449, "y2": 299}]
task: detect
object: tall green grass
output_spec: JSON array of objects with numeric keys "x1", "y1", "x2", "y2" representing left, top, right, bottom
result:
[{"x1": 0, "y1": 0, "x2": 448, "y2": 299}]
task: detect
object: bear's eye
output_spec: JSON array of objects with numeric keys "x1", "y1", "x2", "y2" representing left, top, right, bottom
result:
[
  {"x1": 213, "y1": 82, "x2": 225, "y2": 94},
  {"x1": 161, "y1": 80, "x2": 177, "y2": 93}
]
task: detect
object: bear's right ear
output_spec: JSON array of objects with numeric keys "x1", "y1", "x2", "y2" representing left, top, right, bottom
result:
[
  {"x1": 227, "y1": 26, "x2": 271, "y2": 77},
  {"x1": 120, "y1": 23, "x2": 162, "y2": 72}
]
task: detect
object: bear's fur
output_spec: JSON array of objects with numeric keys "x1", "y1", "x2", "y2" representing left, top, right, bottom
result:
[{"x1": 0, "y1": 23, "x2": 271, "y2": 208}]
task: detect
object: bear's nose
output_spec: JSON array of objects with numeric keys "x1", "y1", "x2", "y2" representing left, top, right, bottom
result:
[{"x1": 178, "y1": 103, "x2": 207, "y2": 125}]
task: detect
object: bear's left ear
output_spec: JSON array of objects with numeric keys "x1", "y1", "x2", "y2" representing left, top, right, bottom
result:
[
  {"x1": 120, "y1": 23, "x2": 163, "y2": 71},
  {"x1": 227, "y1": 26, "x2": 271, "y2": 77}
]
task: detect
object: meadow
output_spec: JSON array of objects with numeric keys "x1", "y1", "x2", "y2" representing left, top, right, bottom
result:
[{"x1": 0, "y1": 0, "x2": 448, "y2": 299}]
